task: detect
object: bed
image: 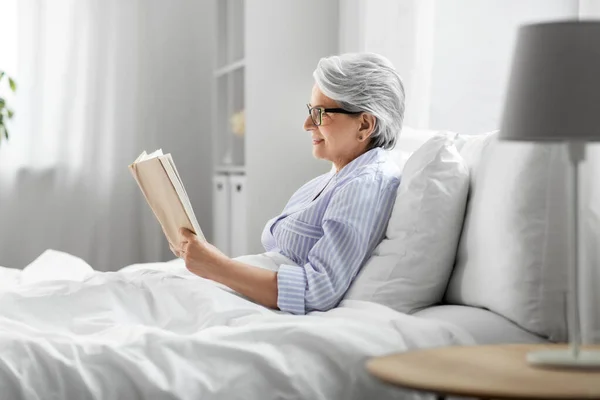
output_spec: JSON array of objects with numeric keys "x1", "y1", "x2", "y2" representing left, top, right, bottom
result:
[
  {"x1": 0, "y1": 251, "x2": 473, "y2": 399},
  {"x1": 0, "y1": 128, "x2": 568, "y2": 398}
]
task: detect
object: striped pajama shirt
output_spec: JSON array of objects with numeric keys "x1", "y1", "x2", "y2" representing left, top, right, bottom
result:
[{"x1": 261, "y1": 147, "x2": 401, "y2": 314}]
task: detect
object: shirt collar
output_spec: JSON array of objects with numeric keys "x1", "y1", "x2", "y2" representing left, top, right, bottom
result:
[{"x1": 333, "y1": 147, "x2": 384, "y2": 181}]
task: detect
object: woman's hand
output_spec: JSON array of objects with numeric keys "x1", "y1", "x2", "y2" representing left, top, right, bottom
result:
[
  {"x1": 177, "y1": 228, "x2": 230, "y2": 281},
  {"x1": 177, "y1": 227, "x2": 279, "y2": 310}
]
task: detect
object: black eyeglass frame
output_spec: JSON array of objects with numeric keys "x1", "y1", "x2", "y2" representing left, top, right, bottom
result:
[{"x1": 306, "y1": 104, "x2": 362, "y2": 126}]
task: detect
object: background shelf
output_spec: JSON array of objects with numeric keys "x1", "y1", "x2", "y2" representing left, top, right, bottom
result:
[
  {"x1": 215, "y1": 0, "x2": 245, "y2": 70},
  {"x1": 214, "y1": 164, "x2": 246, "y2": 174},
  {"x1": 214, "y1": 59, "x2": 245, "y2": 78},
  {"x1": 212, "y1": 0, "x2": 246, "y2": 256}
]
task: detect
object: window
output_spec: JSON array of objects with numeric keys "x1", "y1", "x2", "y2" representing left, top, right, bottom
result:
[{"x1": 0, "y1": 0, "x2": 18, "y2": 77}]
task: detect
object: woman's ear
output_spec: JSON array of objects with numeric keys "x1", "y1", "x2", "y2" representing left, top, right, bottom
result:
[{"x1": 358, "y1": 113, "x2": 376, "y2": 142}]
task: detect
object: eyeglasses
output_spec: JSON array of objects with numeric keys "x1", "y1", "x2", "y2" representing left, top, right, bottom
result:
[{"x1": 306, "y1": 104, "x2": 362, "y2": 126}]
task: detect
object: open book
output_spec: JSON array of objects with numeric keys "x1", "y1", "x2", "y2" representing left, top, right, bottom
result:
[{"x1": 129, "y1": 149, "x2": 205, "y2": 248}]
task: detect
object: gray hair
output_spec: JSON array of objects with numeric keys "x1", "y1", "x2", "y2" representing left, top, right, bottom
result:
[{"x1": 313, "y1": 53, "x2": 405, "y2": 150}]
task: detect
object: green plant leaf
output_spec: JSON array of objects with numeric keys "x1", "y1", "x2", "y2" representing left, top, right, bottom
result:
[
  {"x1": 0, "y1": 71, "x2": 4, "y2": 82},
  {"x1": 0, "y1": 97, "x2": 4, "y2": 108},
  {"x1": 8, "y1": 77, "x2": 16, "y2": 92},
  {"x1": 7, "y1": 109, "x2": 14, "y2": 119}
]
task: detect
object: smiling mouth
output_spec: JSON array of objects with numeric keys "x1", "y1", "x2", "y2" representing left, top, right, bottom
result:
[{"x1": 312, "y1": 138, "x2": 324, "y2": 145}]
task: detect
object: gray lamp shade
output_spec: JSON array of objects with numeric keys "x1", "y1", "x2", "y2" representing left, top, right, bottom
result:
[{"x1": 499, "y1": 21, "x2": 600, "y2": 142}]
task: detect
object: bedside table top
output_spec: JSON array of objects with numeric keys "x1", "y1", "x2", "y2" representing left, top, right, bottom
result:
[{"x1": 366, "y1": 344, "x2": 600, "y2": 400}]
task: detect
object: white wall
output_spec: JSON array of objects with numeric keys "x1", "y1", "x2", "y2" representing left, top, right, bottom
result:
[
  {"x1": 245, "y1": 0, "x2": 338, "y2": 253},
  {"x1": 339, "y1": 0, "x2": 579, "y2": 134},
  {"x1": 428, "y1": 0, "x2": 578, "y2": 134},
  {"x1": 339, "y1": 0, "x2": 435, "y2": 128},
  {"x1": 580, "y1": 0, "x2": 600, "y2": 17},
  {"x1": 338, "y1": 0, "x2": 364, "y2": 54}
]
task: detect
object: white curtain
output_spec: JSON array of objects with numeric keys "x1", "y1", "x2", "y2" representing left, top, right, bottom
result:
[{"x1": 0, "y1": 0, "x2": 214, "y2": 271}]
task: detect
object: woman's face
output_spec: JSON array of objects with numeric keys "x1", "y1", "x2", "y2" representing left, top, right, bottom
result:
[{"x1": 304, "y1": 85, "x2": 371, "y2": 171}]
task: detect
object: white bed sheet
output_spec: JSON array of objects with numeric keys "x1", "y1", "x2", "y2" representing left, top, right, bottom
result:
[{"x1": 0, "y1": 250, "x2": 474, "y2": 399}]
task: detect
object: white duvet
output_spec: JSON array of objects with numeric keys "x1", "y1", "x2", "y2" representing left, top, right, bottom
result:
[{"x1": 0, "y1": 250, "x2": 473, "y2": 400}]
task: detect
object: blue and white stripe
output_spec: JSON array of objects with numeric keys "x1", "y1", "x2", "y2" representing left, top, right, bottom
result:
[{"x1": 261, "y1": 148, "x2": 401, "y2": 315}]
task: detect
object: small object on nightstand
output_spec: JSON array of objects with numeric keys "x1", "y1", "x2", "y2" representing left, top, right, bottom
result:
[{"x1": 367, "y1": 344, "x2": 600, "y2": 400}]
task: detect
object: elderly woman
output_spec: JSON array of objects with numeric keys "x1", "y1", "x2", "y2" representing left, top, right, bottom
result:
[{"x1": 176, "y1": 53, "x2": 405, "y2": 315}]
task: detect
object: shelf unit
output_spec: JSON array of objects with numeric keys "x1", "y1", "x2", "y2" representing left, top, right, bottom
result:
[
  {"x1": 212, "y1": 0, "x2": 247, "y2": 257},
  {"x1": 214, "y1": 164, "x2": 246, "y2": 174},
  {"x1": 214, "y1": 59, "x2": 246, "y2": 78},
  {"x1": 213, "y1": 0, "x2": 245, "y2": 168},
  {"x1": 210, "y1": 0, "x2": 339, "y2": 255}
]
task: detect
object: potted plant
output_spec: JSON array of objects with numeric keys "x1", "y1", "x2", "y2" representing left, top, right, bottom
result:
[{"x1": 0, "y1": 70, "x2": 17, "y2": 145}]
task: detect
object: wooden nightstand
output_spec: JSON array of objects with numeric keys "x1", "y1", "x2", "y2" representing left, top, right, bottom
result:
[{"x1": 366, "y1": 344, "x2": 600, "y2": 400}]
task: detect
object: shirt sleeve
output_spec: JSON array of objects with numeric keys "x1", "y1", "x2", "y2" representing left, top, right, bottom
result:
[{"x1": 276, "y1": 175, "x2": 383, "y2": 315}]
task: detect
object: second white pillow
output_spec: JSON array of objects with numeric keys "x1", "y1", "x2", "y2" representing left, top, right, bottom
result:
[{"x1": 344, "y1": 133, "x2": 470, "y2": 313}]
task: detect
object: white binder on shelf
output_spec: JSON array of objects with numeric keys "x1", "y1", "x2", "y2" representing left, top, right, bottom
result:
[
  {"x1": 229, "y1": 173, "x2": 247, "y2": 257},
  {"x1": 212, "y1": 174, "x2": 231, "y2": 255}
]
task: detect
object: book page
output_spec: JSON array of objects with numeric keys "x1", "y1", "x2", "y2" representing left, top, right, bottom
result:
[
  {"x1": 133, "y1": 149, "x2": 163, "y2": 164},
  {"x1": 165, "y1": 155, "x2": 189, "y2": 204},
  {"x1": 158, "y1": 155, "x2": 206, "y2": 242},
  {"x1": 134, "y1": 151, "x2": 148, "y2": 164}
]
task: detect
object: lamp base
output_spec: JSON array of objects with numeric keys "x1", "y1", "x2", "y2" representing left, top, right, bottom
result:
[{"x1": 527, "y1": 349, "x2": 600, "y2": 369}]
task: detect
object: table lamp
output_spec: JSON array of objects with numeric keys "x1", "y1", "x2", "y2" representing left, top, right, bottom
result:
[{"x1": 499, "y1": 20, "x2": 600, "y2": 368}]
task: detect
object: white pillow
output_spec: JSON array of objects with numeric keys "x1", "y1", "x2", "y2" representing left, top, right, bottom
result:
[
  {"x1": 345, "y1": 133, "x2": 470, "y2": 313},
  {"x1": 445, "y1": 134, "x2": 569, "y2": 342},
  {"x1": 387, "y1": 126, "x2": 441, "y2": 171}
]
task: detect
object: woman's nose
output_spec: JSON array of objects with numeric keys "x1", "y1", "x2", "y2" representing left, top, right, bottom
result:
[{"x1": 303, "y1": 115, "x2": 316, "y2": 131}]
